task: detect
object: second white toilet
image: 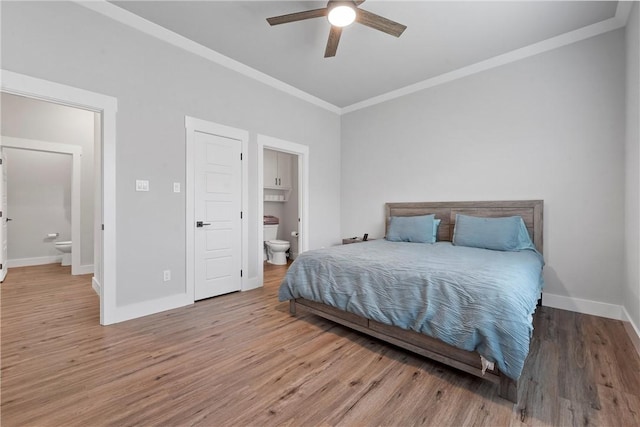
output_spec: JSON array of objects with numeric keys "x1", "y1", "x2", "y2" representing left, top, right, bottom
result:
[
  {"x1": 55, "y1": 241, "x2": 72, "y2": 266},
  {"x1": 264, "y1": 217, "x2": 290, "y2": 265}
]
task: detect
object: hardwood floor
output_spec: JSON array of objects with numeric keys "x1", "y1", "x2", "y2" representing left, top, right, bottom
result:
[{"x1": 2, "y1": 262, "x2": 639, "y2": 426}]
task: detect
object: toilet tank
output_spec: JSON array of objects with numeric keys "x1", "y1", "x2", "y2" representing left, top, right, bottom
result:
[{"x1": 264, "y1": 224, "x2": 279, "y2": 241}]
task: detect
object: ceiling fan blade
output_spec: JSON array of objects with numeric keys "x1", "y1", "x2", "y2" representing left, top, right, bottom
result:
[
  {"x1": 356, "y1": 8, "x2": 406, "y2": 37},
  {"x1": 324, "y1": 26, "x2": 342, "y2": 58},
  {"x1": 267, "y1": 8, "x2": 327, "y2": 26}
]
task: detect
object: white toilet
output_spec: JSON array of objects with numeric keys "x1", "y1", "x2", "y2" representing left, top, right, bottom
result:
[
  {"x1": 264, "y1": 223, "x2": 290, "y2": 265},
  {"x1": 55, "y1": 241, "x2": 72, "y2": 266}
]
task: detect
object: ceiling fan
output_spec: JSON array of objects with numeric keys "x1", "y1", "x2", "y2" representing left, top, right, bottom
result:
[{"x1": 266, "y1": 0, "x2": 407, "y2": 58}]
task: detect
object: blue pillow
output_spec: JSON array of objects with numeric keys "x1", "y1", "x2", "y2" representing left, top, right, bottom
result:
[
  {"x1": 433, "y1": 219, "x2": 441, "y2": 241},
  {"x1": 452, "y1": 214, "x2": 534, "y2": 251},
  {"x1": 386, "y1": 214, "x2": 436, "y2": 243}
]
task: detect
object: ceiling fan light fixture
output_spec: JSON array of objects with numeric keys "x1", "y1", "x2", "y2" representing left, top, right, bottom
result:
[{"x1": 328, "y1": 5, "x2": 356, "y2": 27}]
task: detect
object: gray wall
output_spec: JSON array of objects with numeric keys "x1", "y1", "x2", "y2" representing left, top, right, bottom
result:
[
  {"x1": 341, "y1": 29, "x2": 626, "y2": 306},
  {"x1": 1, "y1": 93, "x2": 96, "y2": 267},
  {"x1": 3, "y1": 148, "x2": 72, "y2": 261},
  {"x1": 625, "y1": 3, "x2": 640, "y2": 330},
  {"x1": 1, "y1": 1, "x2": 341, "y2": 306}
]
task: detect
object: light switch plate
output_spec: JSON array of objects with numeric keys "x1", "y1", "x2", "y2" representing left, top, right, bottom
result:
[
  {"x1": 173, "y1": 182, "x2": 181, "y2": 193},
  {"x1": 136, "y1": 180, "x2": 149, "y2": 192}
]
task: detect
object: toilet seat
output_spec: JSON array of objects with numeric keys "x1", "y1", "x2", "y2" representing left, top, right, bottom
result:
[{"x1": 267, "y1": 239, "x2": 289, "y2": 245}]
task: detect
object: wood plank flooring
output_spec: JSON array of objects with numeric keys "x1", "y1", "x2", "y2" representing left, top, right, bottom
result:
[{"x1": 2, "y1": 263, "x2": 640, "y2": 426}]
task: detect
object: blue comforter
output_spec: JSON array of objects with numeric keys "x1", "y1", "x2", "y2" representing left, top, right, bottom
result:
[{"x1": 278, "y1": 240, "x2": 544, "y2": 380}]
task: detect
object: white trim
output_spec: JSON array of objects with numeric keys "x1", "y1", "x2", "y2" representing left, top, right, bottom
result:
[
  {"x1": 75, "y1": 264, "x2": 94, "y2": 275},
  {"x1": 622, "y1": 306, "x2": 640, "y2": 358},
  {"x1": 184, "y1": 116, "x2": 249, "y2": 301},
  {"x1": 542, "y1": 293, "x2": 624, "y2": 320},
  {"x1": 75, "y1": 1, "x2": 630, "y2": 115},
  {"x1": 257, "y1": 135, "x2": 310, "y2": 288},
  {"x1": 7, "y1": 255, "x2": 62, "y2": 268},
  {"x1": 1, "y1": 69, "x2": 118, "y2": 325},
  {"x1": 0, "y1": 137, "x2": 83, "y2": 275},
  {"x1": 112, "y1": 293, "x2": 193, "y2": 324},
  {"x1": 76, "y1": 0, "x2": 340, "y2": 114},
  {"x1": 343, "y1": 15, "x2": 628, "y2": 114},
  {"x1": 92, "y1": 276, "x2": 101, "y2": 296},
  {"x1": 244, "y1": 276, "x2": 260, "y2": 292}
]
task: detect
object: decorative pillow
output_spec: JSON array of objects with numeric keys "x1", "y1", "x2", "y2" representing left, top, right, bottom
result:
[
  {"x1": 433, "y1": 219, "x2": 441, "y2": 241},
  {"x1": 386, "y1": 214, "x2": 436, "y2": 243},
  {"x1": 452, "y1": 214, "x2": 534, "y2": 251}
]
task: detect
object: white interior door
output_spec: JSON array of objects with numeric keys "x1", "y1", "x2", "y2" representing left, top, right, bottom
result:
[
  {"x1": 194, "y1": 131, "x2": 242, "y2": 300},
  {"x1": 0, "y1": 148, "x2": 7, "y2": 282}
]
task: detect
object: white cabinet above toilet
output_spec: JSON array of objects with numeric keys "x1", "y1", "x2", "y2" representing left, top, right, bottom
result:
[{"x1": 264, "y1": 149, "x2": 292, "y2": 189}]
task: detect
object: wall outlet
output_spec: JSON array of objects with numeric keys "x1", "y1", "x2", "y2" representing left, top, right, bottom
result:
[
  {"x1": 173, "y1": 182, "x2": 181, "y2": 193},
  {"x1": 136, "y1": 179, "x2": 149, "y2": 192},
  {"x1": 163, "y1": 270, "x2": 171, "y2": 282}
]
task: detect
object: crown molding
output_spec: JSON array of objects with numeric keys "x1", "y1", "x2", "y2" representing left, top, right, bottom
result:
[
  {"x1": 75, "y1": 0, "x2": 341, "y2": 114},
  {"x1": 75, "y1": 1, "x2": 631, "y2": 116},
  {"x1": 342, "y1": 7, "x2": 629, "y2": 114}
]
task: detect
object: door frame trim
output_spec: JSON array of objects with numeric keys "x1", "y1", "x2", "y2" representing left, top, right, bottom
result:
[
  {"x1": 257, "y1": 134, "x2": 309, "y2": 286},
  {"x1": 1, "y1": 69, "x2": 118, "y2": 325},
  {"x1": 0, "y1": 137, "x2": 84, "y2": 274},
  {"x1": 185, "y1": 116, "x2": 249, "y2": 302}
]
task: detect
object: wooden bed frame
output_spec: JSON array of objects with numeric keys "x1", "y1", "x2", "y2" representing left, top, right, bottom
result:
[{"x1": 289, "y1": 200, "x2": 544, "y2": 403}]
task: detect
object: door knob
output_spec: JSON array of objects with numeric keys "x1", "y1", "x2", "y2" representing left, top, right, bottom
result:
[{"x1": 196, "y1": 221, "x2": 211, "y2": 228}]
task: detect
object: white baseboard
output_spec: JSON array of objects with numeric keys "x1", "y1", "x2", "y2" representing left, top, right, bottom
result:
[
  {"x1": 243, "y1": 276, "x2": 260, "y2": 291},
  {"x1": 74, "y1": 264, "x2": 94, "y2": 275},
  {"x1": 543, "y1": 293, "x2": 640, "y2": 357},
  {"x1": 622, "y1": 306, "x2": 640, "y2": 357},
  {"x1": 113, "y1": 293, "x2": 193, "y2": 324},
  {"x1": 542, "y1": 293, "x2": 623, "y2": 320},
  {"x1": 7, "y1": 255, "x2": 62, "y2": 268},
  {"x1": 92, "y1": 276, "x2": 101, "y2": 296}
]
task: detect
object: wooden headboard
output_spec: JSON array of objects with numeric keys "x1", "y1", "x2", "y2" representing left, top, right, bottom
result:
[{"x1": 385, "y1": 200, "x2": 544, "y2": 254}]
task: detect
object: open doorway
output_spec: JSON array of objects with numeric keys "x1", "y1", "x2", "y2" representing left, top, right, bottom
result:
[
  {"x1": 1, "y1": 69, "x2": 117, "y2": 325},
  {"x1": 0, "y1": 92, "x2": 95, "y2": 276},
  {"x1": 257, "y1": 135, "x2": 309, "y2": 287}
]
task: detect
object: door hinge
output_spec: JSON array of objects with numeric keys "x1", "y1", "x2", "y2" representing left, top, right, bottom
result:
[
  {"x1": 101, "y1": 224, "x2": 104, "y2": 230},
  {"x1": 0, "y1": 159, "x2": 3, "y2": 165},
  {"x1": 240, "y1": 211, "x2": 243, "y2": 219},
  {"x1": 0, "y1": 211, "x2": 2, "y2": 217},
  {"x1": 240, "y1": 270, "x2": 243, "y2": 277},
  {"x1": 0, "y1": 263, "x2": 3, "y2": 270},
  {"x1": 240, "y1": 153, "x2": 243, "y2": 161}
]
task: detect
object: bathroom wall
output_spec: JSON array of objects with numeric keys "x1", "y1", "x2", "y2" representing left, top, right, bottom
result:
[
  {"x1": 1, "y1": 93, "x2": 96, "y2": 267},
  {"x1": 3, "y1": 148, "x2": 72, "y2": 263}
]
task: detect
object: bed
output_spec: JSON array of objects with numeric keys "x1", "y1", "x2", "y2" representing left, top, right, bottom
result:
[{"x1": 278, "y1": 200, "x2": 544, "y2": 403}]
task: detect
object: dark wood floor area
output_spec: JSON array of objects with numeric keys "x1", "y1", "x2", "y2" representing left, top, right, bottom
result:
[{"x1": 2, "y1": 263, "x2": 640, "y2": 426}]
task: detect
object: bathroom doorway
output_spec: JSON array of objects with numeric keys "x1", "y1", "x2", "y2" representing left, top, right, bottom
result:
[
  {"x1": 1, "y1": 69, "x2": 117, "y2": 325},
  {"x1": 0, "y1": 94, "x2": 95, "y2": 277},
  {"x1": 257, "y1": 135, "x2": 309, "y2": 287}
]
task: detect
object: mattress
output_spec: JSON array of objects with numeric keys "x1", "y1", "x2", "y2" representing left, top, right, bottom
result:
[{"x1": 278, "y1": 239, "x2": 544, "y2": 380}]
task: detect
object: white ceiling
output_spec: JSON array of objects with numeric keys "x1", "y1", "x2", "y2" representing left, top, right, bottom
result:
[{"x1": 109, "y1": 1, "x2": 620, "y2": 109}]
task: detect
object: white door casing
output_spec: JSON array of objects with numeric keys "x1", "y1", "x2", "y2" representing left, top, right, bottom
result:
[
  {"x1": 257, "y1": 134, "x2": 309, "y2": 287},
  {"x1": 0, "y1": 69, "x2": 117, "y2": 325},
  {"x1": 185, "y1": 116, "x2": 248, "y2": 302},
  {"x1": 0, "y1": 148, "x2": 7, "y2": 282},
  {"x1": 194, "y1": 131, "x2": 242, "y2": 300}
]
